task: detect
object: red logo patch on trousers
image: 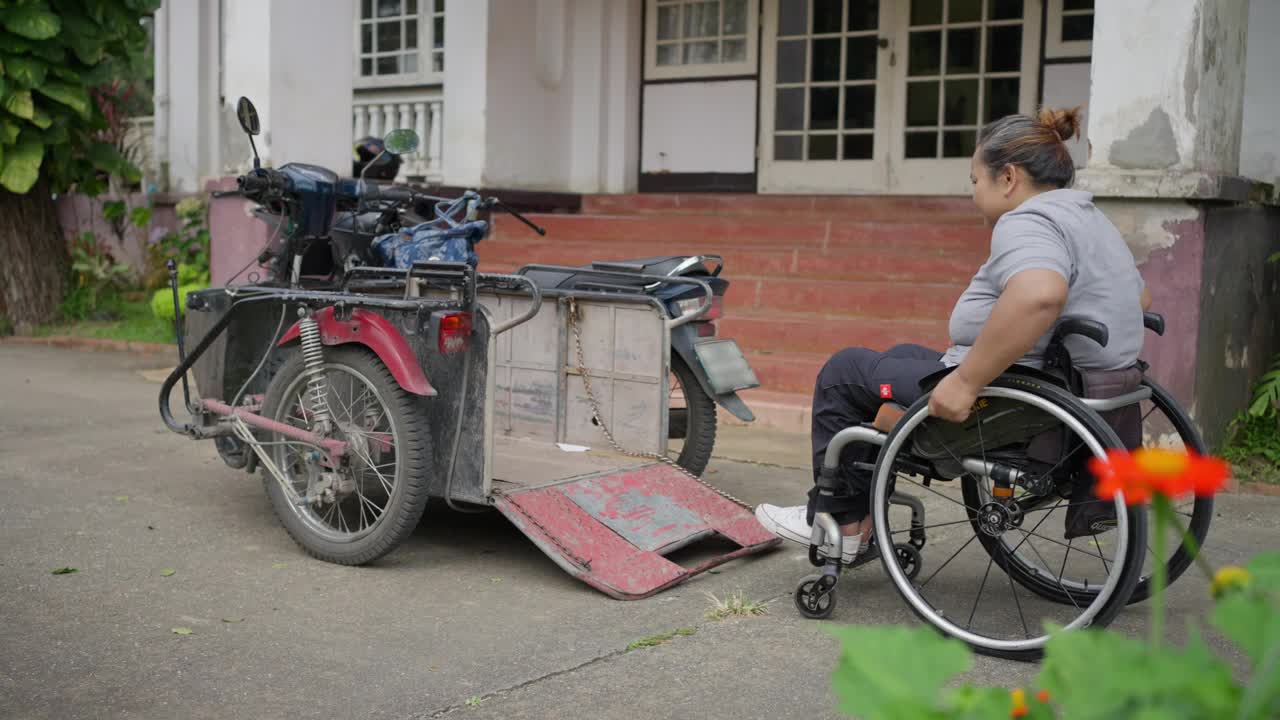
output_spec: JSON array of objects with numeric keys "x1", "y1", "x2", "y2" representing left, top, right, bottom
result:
[{"x1": 880, "y1": 384, "x2": 893, "y2": 399}]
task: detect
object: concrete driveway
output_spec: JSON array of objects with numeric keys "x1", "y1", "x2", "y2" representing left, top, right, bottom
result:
[{"x1": 1, "y1": 344, "x2": 1274, "y2": 719}]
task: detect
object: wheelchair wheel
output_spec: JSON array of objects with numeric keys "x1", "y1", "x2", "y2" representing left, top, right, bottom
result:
[{"x1": 871, "y1": 374, "x2": 1147, "y2": 662}]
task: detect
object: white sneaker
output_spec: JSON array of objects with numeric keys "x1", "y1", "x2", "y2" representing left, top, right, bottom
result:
[{"x1": 754, "y1": 503, "x2": 859, "y2": 563}]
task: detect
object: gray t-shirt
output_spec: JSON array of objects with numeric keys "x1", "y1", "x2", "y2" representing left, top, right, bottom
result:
[{"x1": 942, "y1": 189, "x2": 1144, "y2": 370}]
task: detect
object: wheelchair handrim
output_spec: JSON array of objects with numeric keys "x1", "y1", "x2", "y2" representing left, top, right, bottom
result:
[{"x1": 872, "y1": 386, "x2": 1129, "y2": 654}]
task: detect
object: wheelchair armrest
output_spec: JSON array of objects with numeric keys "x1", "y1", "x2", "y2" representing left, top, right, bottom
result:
[
  {"x1": 1144, "y1": 312, "x2": 1165, "y2": 336},
  {"x1": 1052, "y1": 318, "x2": 1109, "y2": 348}
]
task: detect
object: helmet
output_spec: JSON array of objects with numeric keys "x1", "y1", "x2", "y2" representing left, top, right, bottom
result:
[{"x1": 352, "y1": 136, "x2": 402, "y2": 180}]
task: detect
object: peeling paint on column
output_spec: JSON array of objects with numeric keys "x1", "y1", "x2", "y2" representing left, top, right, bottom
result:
[{"x1": 1109, "y1": 108, "x2": 1181, "y2": 170}]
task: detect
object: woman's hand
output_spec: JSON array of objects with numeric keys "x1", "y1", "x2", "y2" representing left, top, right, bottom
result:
[{"x1": 928, "y1": 371, "x2": 981, "y2": 423}]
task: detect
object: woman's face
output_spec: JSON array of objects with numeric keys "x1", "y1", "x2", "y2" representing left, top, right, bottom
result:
[{"x1": 969, "y1": 150, "x2": 1020, "y2": 224}]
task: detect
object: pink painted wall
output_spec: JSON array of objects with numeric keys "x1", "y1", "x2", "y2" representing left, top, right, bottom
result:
[
  {"x1": 206, "y1": 176, "x2": 273, "y2": 286},
  {"x1": 1134, "y1": 216, "x2": 1205, "y2": 411},
  {"x1": 55, "y1": 193, "x2": 180, "y2": 278}
]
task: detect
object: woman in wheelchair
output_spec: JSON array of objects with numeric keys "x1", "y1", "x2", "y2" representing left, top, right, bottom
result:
[{"x1": 756, "y1": 107, "x2": 1152, "y2": 566}]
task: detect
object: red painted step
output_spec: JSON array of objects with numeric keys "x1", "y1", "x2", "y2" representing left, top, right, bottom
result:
[
  {"x1": 728, "y1": 277, "x2": 963, "y2": 319},
  {"x1": 581, "y1": 193, "x2": 985, "y2": 224},
  {"x1": 744, "y1": 351, "x2": 828, "y2": 395},
  {"x1": 479, "y1": 239, "x2": 984, "y2": 284},
  {"x1": 719, "y1": 312, "x2": 950, "y2": 358},
  {"x1": 491, "y1": 214, "x2": 991, "y2": 253}
]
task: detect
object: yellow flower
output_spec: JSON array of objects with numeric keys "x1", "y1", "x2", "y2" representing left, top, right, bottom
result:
[
  {"x1": 1010, "y1": 688, "x2": 1029, "y2": 718},
  {"x1": 1133, "y1": 447, "x2": 1191, "y2": 475},
  {"x1": 1211, "y1": 565, "x2": 1251, "y2": 599}
]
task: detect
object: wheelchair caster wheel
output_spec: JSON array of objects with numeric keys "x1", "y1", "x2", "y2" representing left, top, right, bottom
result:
[
  {"x1": 795, "y1": 574, "x2": 838, "y2": 619},
  {"x1": 893, "y1": 543, "x2": 922, "y2": 581}
]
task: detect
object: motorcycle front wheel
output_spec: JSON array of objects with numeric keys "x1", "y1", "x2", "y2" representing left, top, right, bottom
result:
[{"x1": 667, "y1": 354, "x2": 717, "y2": 476}]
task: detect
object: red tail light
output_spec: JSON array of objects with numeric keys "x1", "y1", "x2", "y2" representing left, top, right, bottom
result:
[
  {"x1": 675, "y1": 295, "x2": 724, "y2": 321},
  {"x1": 436, "y1": 312, "x2": 473, "y2": 354}
]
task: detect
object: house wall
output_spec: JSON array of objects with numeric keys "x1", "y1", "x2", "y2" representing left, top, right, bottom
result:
[
  {"x1": 1240, "y1": 0, "x2": 1280, "y2": 186},
  {"x1": 641, "y1": 81, "x2": 757, "y2": 175}
]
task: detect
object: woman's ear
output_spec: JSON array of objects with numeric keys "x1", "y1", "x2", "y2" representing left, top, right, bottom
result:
[{"x1": 1001, "y1": 164, "x2": 1018, "y2": 196}]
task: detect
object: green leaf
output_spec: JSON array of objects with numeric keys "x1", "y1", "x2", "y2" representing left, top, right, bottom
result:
[
  {"x1": 36, "y1": 82, "x2": 90, "y2": 118},
  {"x1": 160, "y1": 568, "x2": 175, "y2": 577},
  {"x1": 64, "y1": 32, "x2": 103, "y2": 65},
  {"x1": 5, "y1": 56, "x2": 48, "y2": 88},
  {"x1": 51, "y1": 566, "x2": 78, "y2": 575},
  {"x1": 29, "y1": 104, "x2": 51, "y2": 129},
  {"x1": 828, "y1": 625, "x2": 971, "y2": 720},
  {"x1": 3, "y1": 6, "x2": 63, "y2": 40},
  {"x1": 114, "y1": 495, "x2": 128, "y2": 502},
  {"x1": 3, "y1": 89, "x2": 34, "y2": 120},
  {"x1": 130, "y1": 206, "x2": 152, "y2": 228},
  {"x1": 0, "y1": 141, "x2": 43, "y2": 193},
  {"x1": 30, "y1": 41, "x2": 65, "y2": 64},
  {"x1": 1268, "y1": 251, "x2": 1280, "y2": 264},
  {"x1": 221, "y1": 617, "x2": 243, "y2": 624},
  {"x1": 0, "y1": 118, "x2": 20, "y2": 143},
  {"x1": 86, "y1": 142, "x2": 133, "y2": 178},
  {"x1": 101, "y1": 199, "x2": 125, "y2": 220},
  {"x1": 171, "y1": 627, "x2": 193, "y2": 635}
]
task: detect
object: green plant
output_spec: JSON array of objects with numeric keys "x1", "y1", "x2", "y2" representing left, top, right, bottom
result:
[
  {"x1": 829, "y1": 451, "x2": 1278, "y2": 720},
  {"x1": 704, "y1": 591, "x2": 770, "y2": 620},
  {"x1": 60, "y1": 231, "x2": 129, "y2": 321},
  {"x1": 626, "y1": 627, "x2": 696, "y2": 651},
  {"x1": 144, "y1": 196, "x2": 210, "y2": 291}
]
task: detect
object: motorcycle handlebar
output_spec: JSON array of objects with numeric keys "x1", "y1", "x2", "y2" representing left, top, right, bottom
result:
[{"x1": 237, "y1": 169, "x2": 286, "y2": 197}]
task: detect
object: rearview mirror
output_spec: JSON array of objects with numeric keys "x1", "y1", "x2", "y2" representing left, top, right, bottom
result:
[
  {"x1": 236, "y1": 97, "x2": 261, "y2": 136},
  {"x1": 383, "y1": 128, "x2": 419, "y2": 156}
]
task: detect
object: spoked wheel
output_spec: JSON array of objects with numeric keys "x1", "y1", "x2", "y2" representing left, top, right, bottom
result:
[
  {"x1": 666, "y1": 355, "x2": 717, "y2": 476},
  {"x1": 871, "y1": 376, "x2": 1147, "y2": 662},
  {"x1": 795, "y1": 574, "x2": 838, "y2": 619},
  {"x1": 259, "y1": 347, "x2": 432, "y2": 565}
]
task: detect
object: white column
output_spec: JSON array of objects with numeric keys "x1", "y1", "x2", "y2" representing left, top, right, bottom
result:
[
  {"x1": 427, "y1": 101, "x2": 443, "y2": 175},
  {"x1": 442, "y1": 0, "x2": 491, "y2": 186},
  {"x1": 1086, "y1": 0, "x2": 1250, "y2": 177},
  {"x1": 397, "y1": 103, "x2": 412, "y2": 133},
  {"x1": 383, "y1": 103, "x2": 398, "y2": 131},
  {"x1": 353, "y1": 105, "x2": 367, "y2": 140},
  {"x1": 368, "y1": 104, "x2": 383, "y2": 138},
  {"x1": 160, "y1": 0, "x2": 219, "y2": 191}
]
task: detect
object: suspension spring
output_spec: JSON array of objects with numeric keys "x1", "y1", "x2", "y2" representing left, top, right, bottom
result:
[{"x1": 298, "y1": 313, "x2": 332, "y2": 433}]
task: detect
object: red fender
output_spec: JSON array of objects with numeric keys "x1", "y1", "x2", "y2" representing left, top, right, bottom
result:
[{"x1": 278, "y1": 307, "x2": 436, "y2": 396}]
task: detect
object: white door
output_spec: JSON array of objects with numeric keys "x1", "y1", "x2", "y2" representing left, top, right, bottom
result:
[
  {"x1": 758, "y1": 0, "x2": 900, "y2": 193},
  {"x1": 759, "y1": 0, "x2": 1041, "y2": 195}
]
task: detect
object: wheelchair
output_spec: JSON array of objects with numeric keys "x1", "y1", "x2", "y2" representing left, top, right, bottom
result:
[{"x1": 793, "y1": 312, "x2": 1214, "y2": 662}]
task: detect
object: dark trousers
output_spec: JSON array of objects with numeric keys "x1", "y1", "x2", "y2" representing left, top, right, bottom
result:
[{"x1": 807, "y1": 344, "x2": 945, "y2": 525}]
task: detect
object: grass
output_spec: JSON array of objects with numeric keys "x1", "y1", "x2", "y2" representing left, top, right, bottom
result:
[
  {"x1": 704, "y1": 591, "x2": 770, "y2": 620},
  {"x1": 464, "y1": 696, "x2": 483, "y2": 707},
  {"x1": 625, "y1": 626, "x2": 696, "y2": 652},
  {"x1": 1222, "y1": 413, "x2": 1280, "y2": 485},
  {"x1": 34, "y1": 296, "x2": 177, "y2": 345}
]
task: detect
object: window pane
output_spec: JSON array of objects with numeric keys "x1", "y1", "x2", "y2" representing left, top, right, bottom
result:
[
  {"x1": 949, "y1": 0, "x2": 980, "y2": 23},
  {"x1": 810, "y1": 87, "x2": 839, "y2": 129},
  {"x1": 813, "y1": 0, "x2": 842, "y2": 34},
  {"x1": 906, "y1": 80, "x2": 939, "y2": 126},
  {"x1": 684, "y1": 40, "x2": 719, "y2": 63},
  {"x1": 724, "y1": 0, "x2": 748, "y2": 33},
  {"x1": 362, "y1": 0, "x2": 372, "y2": 20},
  {"x1": 377, "y1": 55, "x2": 399, "y2": 74},
  {"x1": 908, "y1": 30, "x2": 941, "y2": 76},
  {"x1": 378, "y1": 21, "x2": 401, "y2": 52},
  {"x1": 1063, "y1": 0, "x2": 1093, "y2": 10},
  {"x1": 361, "y1": 57, "x2": 373, "y2": 75},
  {"x1": 947, "y1": 28, "x2": 979, "y2": 73},
  {"x1": 1061, "y1": 14, "x2": 1093, "y2": 42},
  {"x1": 778, "y1": 39, "x2": 806, "y2": 83},
  {"x1": 405, "y1": 19, "x2": 417, "y2": 49},
  {"x1": 905, "y1": 131, "x2": 937, "y2": 158},
  {"x1": 843, "y1": 84, "x2": 875, "y2": 129},
  {"x1": 779, "y1": 0, "x2": 809, "y2": 36},
  {"x1": 988, "y1": 0, "x2": 1022, "y2": 20},
  {"x1": 684, "y1": 2, "x2": 719, "y2": 37},
  {"x1": 811, "y1": 38, "x2": 840, "y2": 81},
  {"x1": 362, "y1": 24, "x2": 373, "y2": 54},
  {"x1": 724, "y1": 38, "x2": 746, "y2": 61},
  {"x1": 775, "y1": 134, "x2": 803, "y2": 160},
  {"x1": 377, "y1": 0, "x2": 400, "y2": 18},
  {"x1": 987, "y1": 25, "x2": 1021, "y2": 72},
  {"x1": 435, "y1": 0, "x2": 444, "y2": 12},
  {"x1": 809, "y1": 134, "x2": 837, "y2": 159},
  {"x1": 943, "y1": 130, "x2": 976, "y2": 157},
  {"x1": 657, "y1": 5, "x2": 680, "y2": 40},
  {"x1": 845, "y1": 35, "x2": 877, "y2": 80},
  {"x1": 433, "y1": 51, "x2": 444, "y2": 72},
  {"x1": 434, "y1": 16, "x2": 444, "y2": 48},
  {"x1": 843, "y1": 133, "x2": 873, "y2": 159},
  {"x1": 776, "y1": 87, "x2": 805, "y2": 130},
  {"x1": 944, "y1": 78, "x2": 979, "y2": 125},
  {"x1": 985, "y1": 77, "x2": 1019, "y2": 121},
  {"x1": 657, "y1": 43, "x2": 680, "y2": 66},
  {"x1": 406, "y1": 0, "x2": 416, "y2": 14},
  {"x1": 910, "y1": 0, "x2": 942, "y2": 26},
  {"x1": 847, "y1": 0, "x2": 878, "y2": 32},
  {"x1": 404, "y1": 52, "x2": 418, "y2": 73}
]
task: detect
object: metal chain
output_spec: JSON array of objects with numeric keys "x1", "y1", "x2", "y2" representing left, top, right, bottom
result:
[{"x1": 566, "y1": 298, "x2": 752, "y2": 509}]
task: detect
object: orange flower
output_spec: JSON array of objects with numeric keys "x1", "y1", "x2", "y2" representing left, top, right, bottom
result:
[
  {"x1": 1036, "y1": 689, "x2": 1051, "y2": 704},
  {"x1": 1089, "y1": 448, "x2": 1230, "y2": 506},
  {"x1": 1010, "y1": 688, "x2": 1029, "y2": 718}
]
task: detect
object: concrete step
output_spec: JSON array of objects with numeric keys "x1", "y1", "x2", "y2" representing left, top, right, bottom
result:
[
  {"x1": 479, "y1": 240, "x2": 983, "y2": 284},
  {"x1": 491, "y1": 214, "x2": 991, "y2": 253},
  {"x1": 580, "y1": 193, "x2": 985, "y2": 224},
  {"x1": 728, "y1": 388, "x2": 813, "y2": 435}
]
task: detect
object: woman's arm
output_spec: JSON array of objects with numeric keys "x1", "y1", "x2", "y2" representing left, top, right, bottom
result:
[{"x1": 928, "y1": 269, "x2": 1069, "y2": 422}]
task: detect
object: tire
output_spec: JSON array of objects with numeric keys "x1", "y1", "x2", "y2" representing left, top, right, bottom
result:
[
  {"x1": 668, "y1": 354, "x2": 717, "y2": 476},
  {"x1": 872, "y1": 374, "x2": 1147, "y2": 662},
  {"x1": 259, "y1": 346, "x2": 432, "y2": 565}
]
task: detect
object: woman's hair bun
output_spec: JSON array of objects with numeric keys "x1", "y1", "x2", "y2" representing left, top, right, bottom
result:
[{"x1": 1037, "y1": 106, "x2": 1082, "y2": 143}]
